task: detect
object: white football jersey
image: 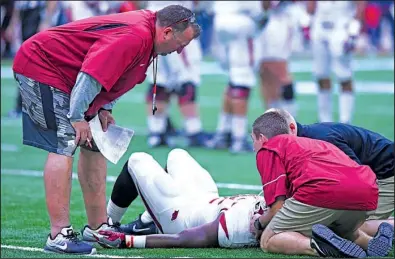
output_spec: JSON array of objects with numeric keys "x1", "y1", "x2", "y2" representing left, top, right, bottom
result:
[
  {"x1": 146, "y1": 1, "x2": 194, "y2": 12},
  {"x1": 314, "y1": 1, "x2": 356, "y2": 24},
  {"x1": 215, "y1": 195, "x2": 267, "y2": 248},
  {"x1": 213, "y1": 1, "x2": 262, "y2": 19}
]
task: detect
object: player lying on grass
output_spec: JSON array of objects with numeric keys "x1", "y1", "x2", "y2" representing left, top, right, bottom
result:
[
  {"x1": 264, "y1": 108, "x2": 394, "y2": 237},
  {"x1": 96, "y1": 149, "x2": 392, "y2": 258},
  {"x1": 250, "y1": 110, "x2": 393, "y2": 258},
  {"x1": 104, "y1": 148, "x2": 268, "y2": 248}
]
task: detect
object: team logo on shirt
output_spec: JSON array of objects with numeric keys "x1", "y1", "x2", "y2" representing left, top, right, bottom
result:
[{"x1": 171, "y1": 210, "x2": 179, "y2": 221}]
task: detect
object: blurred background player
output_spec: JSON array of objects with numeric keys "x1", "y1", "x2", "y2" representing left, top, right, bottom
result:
[
  {"x1": 145, "y1": 1, "x2": 208, "y2": 148},
  {"x1": 4, "y1": 1, "x2": 64, "y2": 119},
  {"x1": 301, "y1": 1, "x2": 367, "y2": 124},
  {"x1": 255, "y1": 1, "x2": 299, "y2": 117},
  {"x1": 206, "y1": 1, "x2": 262, "y2": 153}
]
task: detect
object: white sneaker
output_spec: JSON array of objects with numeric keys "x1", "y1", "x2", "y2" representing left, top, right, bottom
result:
[
  {"x1": 44, "y1": 226, "x2": 96, "y2": 255},
  {"x1": 81, "y1": 217, "x2": 121, "y2": 243}
]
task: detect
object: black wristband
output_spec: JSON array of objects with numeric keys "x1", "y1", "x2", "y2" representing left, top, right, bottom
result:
[
  {"x1": 254, "y1": 218, "x2": 265, "y2": 231},
  {"x1": 99, "y1": 107, "x2": 112, "y2": 113}
]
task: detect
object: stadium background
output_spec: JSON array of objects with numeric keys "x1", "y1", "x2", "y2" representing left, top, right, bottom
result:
[{"x1": 1, "y1": 1, "x2": 394, "y2": 258}]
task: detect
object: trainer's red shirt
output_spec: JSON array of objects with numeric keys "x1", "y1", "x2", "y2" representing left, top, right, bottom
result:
[
  {"x1": 256, "y1": 135, "x2": 378, "y2": 211},
  {"x1": 13, "y1": 10, "x2": 156, "y2": 115}
]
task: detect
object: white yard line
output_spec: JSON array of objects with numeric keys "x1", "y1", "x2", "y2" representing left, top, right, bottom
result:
[
  {"x1": 1, "y1": 244, "x2": 190, "y2": 258},
  {"x1": 1, "y1": 143, "x2": 19, "y2": 152},
  {"x1": 1, "y1": 168, "x2": 262, "y2": 191}
]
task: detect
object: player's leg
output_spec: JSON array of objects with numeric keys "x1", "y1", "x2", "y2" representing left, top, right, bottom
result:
[
  {"x1": 95, "y1": 216, "x2": 221, "y2": 249},
  {"x1": 258, "y1": 14, "x2": 297, "y2": 116},
  {"x1": 145, "y1": 84, "x2": 171, "y2": 148},
  {"x1": 15, "y1": 73, "x2": 94, "y2": 254},
  {"x1": 175, "y1": 42, "x2": 207, "y2": 147},
  {"x1": 312, "y1": 33, "x2": 333, "y2": 122},
  {"x1": 127, "y1": 152, "x2": 191, "y2": 234},
  {"x1": 226, "y1": 36, "x2": 255, "y2": 153},
  {"x1": 260, "y1": 198, "x2": 367, "y2": 257},
  {"x1": 166, "y1": 148, "x2": 219, "y2": 199},
  {"x1": 359, "y1": 176, "x2": 394, "y2": 236},
  {"x1": 330, "y1": 30, "x2": 355, "y2": 124}
]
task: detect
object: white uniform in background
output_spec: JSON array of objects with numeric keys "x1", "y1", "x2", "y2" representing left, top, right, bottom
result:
[
  {"x1": 63, "y1": 1, "x2": 110, "y2": 21},
  {"x1": 310, "y1": 1, "x2": 358, "y2": 124},
  {"x1": 146, "y1": 1, "x2": 202, "y2": 89},
  {"x1": 127, "y1": 149, "x2": 266, "y2": 247},
  {"x1": 213, "y1": 1, "x2": 262, "y2": 88},
  {"x1": 255, "y1": 2, "x2": 295, "y2": 62},
  {"x1": 311, "y1": 1, "x2": 356, "y2": 81}
]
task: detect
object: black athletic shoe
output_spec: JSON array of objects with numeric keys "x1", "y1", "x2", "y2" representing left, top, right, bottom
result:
[
  {"x1": 367, "y1": 222, "x2": 394, "y2": 257},
  {"x1": 119, "y1": 214, "x2": 158, "y2": 236},
  {"x1": 311, "y1": 224, "x2": 367, "y2": 258}
]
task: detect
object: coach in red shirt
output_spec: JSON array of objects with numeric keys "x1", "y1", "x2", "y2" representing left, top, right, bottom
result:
[
  {"x1": 250, "y1": 110, "x2": 380, "y2": 257},
  {"x1": 12, "y1": 5, "x2": 201, "y2": 255}
]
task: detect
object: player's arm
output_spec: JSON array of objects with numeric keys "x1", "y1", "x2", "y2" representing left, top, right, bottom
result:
[
  {"x1": 94, "y1": 216, "x2": 220, "y2": 249},
  {"x1": 299, "y1": 1, "x2": 316, "y2": 42}
]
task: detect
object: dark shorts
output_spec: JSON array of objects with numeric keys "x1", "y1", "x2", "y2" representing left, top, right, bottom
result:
[{"x1": 15, "y1": 73, "x2": 99, "y2": 157}]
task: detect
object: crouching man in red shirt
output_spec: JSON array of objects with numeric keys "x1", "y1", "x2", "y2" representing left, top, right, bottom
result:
[
  {"x1": 250, "y1": 111, "x2": 393, "y2": 258},
  {"x1": 12, "y1": 5, "x2": 201, "y2": 255}
]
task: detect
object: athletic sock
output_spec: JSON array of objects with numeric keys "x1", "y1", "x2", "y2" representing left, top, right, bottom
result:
[
  {"x1": 216, "y1": 112, "x2": 231, "y2": 134},
  {"x1": 318, "y1": 89, "x2": 332, "y2": 122},
  {"x1": 184, "y1": 117, "x2": 202, "y2": 136},
  {"x1": 231, "y1": 115, "x2": 247, "y2": 140},
  {"x1": 107, "y1": 199, "x2": 128, "y2": 223},
  {"x1": 140, "y1": 211, "x2": 153, "y2": 224},
  {"x1": 339, "y1": 91, "x2": 355, "y2": 124},
  {"x1": 147, "y1": 114, "x2": 167, "y2": 134}
]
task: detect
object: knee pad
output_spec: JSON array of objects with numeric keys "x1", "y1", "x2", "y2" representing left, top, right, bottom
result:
[
  {"x1": 226, "y1": 83, "x2": 251, "y2": 100},
  {"x1": 177, "y1": 82, "x2": 197, "y2": 105},
  {"x1": 146, "y1": 84, "x2": 171, "y2": 103},
  {"x1": 282, "y1": 83, "x2": 295, "y2": 101}
]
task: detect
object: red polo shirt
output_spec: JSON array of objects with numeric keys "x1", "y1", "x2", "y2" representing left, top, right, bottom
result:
[
  {"x1": 13, "y1": 10, "x2": 156, "y2": 115},
  {"x1": 256, "y1": 135, "x2": 378, "y2": 211}
]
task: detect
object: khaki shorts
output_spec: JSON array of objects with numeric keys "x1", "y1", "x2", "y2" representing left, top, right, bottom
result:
[
  {"x1": 268, "y1": 198, "x2": 371, "y2": 239},
  {"x1": 367, "y1": 176, "x2": 394, "y2": 220}
]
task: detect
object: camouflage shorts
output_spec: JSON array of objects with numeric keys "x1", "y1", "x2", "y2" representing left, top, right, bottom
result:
[{"x1": 15, "y1": 73, "x2": 79, "y2": 157}]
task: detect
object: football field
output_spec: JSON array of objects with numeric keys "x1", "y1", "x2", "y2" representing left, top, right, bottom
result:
[{"x1": 1, "y1": 56, "x2": 394, "y2": 258}]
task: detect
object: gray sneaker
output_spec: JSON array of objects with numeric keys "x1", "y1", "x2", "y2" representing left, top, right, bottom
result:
[
  {"x1": 81, "y1": 217, "x2": 121, "y2": 244},
  {"x1": 44, "y1": 226, "x2": 96, "y2": 255}
]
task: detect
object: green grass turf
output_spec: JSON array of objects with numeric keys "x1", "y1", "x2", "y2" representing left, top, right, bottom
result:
[{"x1": 1, "y1": 62, "x2": 394, "y2": 258}]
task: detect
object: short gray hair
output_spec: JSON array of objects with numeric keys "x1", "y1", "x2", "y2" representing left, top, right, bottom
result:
[
  {"x1": 157, "y1": 5, "x2": 201, "y2": 38},
  {"x1": 252, "y1": 109, "x2": 295, "y2": 139}
]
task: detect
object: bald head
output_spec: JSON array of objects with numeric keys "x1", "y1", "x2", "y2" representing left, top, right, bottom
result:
[{"x1": 252, "y1": 109, "x2": 297, "y2": 139}]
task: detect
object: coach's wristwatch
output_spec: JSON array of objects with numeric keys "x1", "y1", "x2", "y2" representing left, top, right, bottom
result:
[{"x1": 254, "y1": 218, "x2": 265, "y2": 231}]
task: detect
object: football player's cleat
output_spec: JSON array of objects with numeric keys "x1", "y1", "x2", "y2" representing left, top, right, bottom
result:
[
  {"x1": 205, "y1": 133, "x2": 230, "y2": 150},
  {"x1": 229, "y1": 138, "x2": 254, "y2": 154},
  {"x1": 93, "y1": 230, "x2": 127, "y2": 249},
  {"x1": 44, "y1": 226, "x2": 96, "y2": 255},
  {"x1": 119, "y1": 214, "x2": 158, "y2": 236},
  {"x1": 186, "y1": 131, "x2": 212, "y2": 147},
  {"x1": 311, "y1": 224, "x2": 366, "y2": 258},
  {"x1": 81, "y1": 217, "x2": 121, "y2": 246},
  {"x1": 367, "y1": 222, "x2": 394, "y2": 257}
]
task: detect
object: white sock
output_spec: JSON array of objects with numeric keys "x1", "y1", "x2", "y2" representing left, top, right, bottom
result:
[
  {"x1": 339, "y1": 91, "x2": 355, "y2": 124},
  {"x1": 216, "y1": 112, "x2": 231, "y2": 133},
  {"x1": 140, "y1": 211, "x2": 153, "y2": 224},
  {"x1": 231, "y1": 115, "x2": 247, "y2": 140},
  {"x1": 268, "y1": 100, "x2": 283, "y2": 109},
  {"x1": 282, "y1": 100, "x2": 298, "y2": 117},
  {"x1": 318, "y1": 89, "x2": 332, "y2": 122},
  {"x1": 107, "y1": 199, "x2": 128, "y2": 223},
  {"x1": 184, "y1": 117, "x2": 202, "y2": 135},
  {"x1": 147, "y1": 114, "x2": 167, "y2": 134}
]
